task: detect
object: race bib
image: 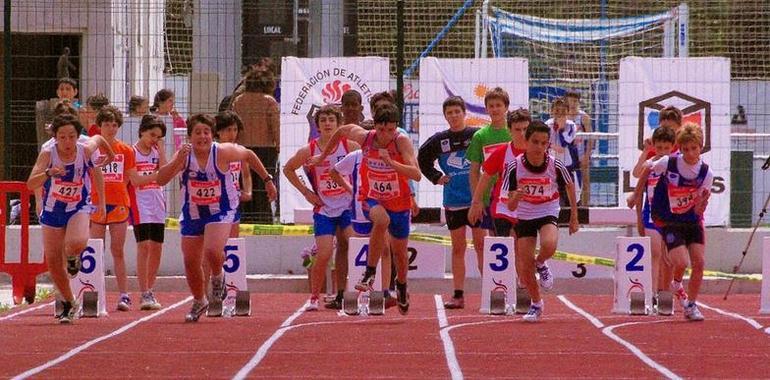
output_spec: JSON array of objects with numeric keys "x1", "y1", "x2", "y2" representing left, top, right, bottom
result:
[
  {"x1": 229, "y1": 162, "x2": 241, "y2": 191},
  {"x1": 646, "y1": 175, "x2": 660, "y2": 202},
  {"x1": 319, "y1": 172, "x2": 344, "y2": 197},
  {"x1": 482, "y1": 142, "x2": 508, "y2": 161},
  {"x1": 367, "y1": 171, "x2": 400, "y2": 200},
  {"x1": 519, "y1": 177, "x2": 553, "y2": 203},
  {"x1": 190, "y1": 179, "x2": 222, "y2": 205},
  {"x1": 668, "y1": 185, "x2": 697, "y2": 214},
  {"x1": 51, "y1": 179, "x2": 83, "y2": 203},
  {"x1": 136, "y1": 162, "x2": 160, "y2": 190},
  {"x1": 101, "y1": 154, "x2": 125, "y2": 183}
]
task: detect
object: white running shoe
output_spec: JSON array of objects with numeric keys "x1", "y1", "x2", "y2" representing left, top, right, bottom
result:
[
  {"x1": 536, "y1": 263, "x2": 554, "y2": 291},
  {"x1": 670, "y1": 280, "x2": 689, "y2": 308},
  {"x1": 305, "y1": 296, "x2": 319, "y2": 311},
  {"x1": 522, "y1": 304, "x2": 543, "y2": 323},
  {"x1": 684, "y1": 302, "x2": 705, "y2": 321}
]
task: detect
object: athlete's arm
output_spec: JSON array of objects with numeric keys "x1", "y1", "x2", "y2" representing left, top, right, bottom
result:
[
  {"x1": 308, "y1": 124, "x2": 366, "y2": 166},
  {"x1": 27, "y1": 150, "x2": 53, "y2": 191},
  {"x1": 468, "y1": 172, "x2": 492, "y2": 224},
  {"x1": 240, "y1": 161, "x2": 253, "y2": 202},
  {"x1": 382, "y1": 135, "x2": 421, "y2": 181},
  {"x1": 329, "y1": 167, "x2": 353, "y2": 195},
  {"x1": 86, "y1": 135, "x2": 115, "y2": 167},
  {"x1": 283, "y1": 146, "x2": 322, "y2": 207},
  {"x1": 155, "y1": 144, "x2": 190, "y2": 186}
]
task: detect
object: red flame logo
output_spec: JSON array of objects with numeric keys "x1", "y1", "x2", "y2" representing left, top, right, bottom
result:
[{"x1": 321, "y1": 80, "x2": 352, "y2": 104}]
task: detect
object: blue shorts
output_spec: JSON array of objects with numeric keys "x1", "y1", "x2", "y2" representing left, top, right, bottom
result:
[
  {"x1": 362, "y1": 199, "x2": 411, "y2": 240},
  {"x1": 352, "y1": 221, "x2": 372, "y2": 236},
  {"x1": 40, "y1": 207, "x2": 90, "y2": 228},
  {"x1": 181, "y1": 210, "x2": 237, "y2": 237},
  {"x1": 313, "y1": 210, "x2": 352, "y2": 236}
]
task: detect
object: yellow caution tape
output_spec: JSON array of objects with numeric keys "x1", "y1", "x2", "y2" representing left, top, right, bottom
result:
[{"x1": 164, "y1": 220, "x2": 761, "y2": 281}]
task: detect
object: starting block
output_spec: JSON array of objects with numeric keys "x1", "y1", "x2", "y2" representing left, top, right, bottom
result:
[
  {"x1": 656, "y1": 290, "x2": 674, "y2": 316},
  {"x1": 612, "y1": 237, "x2": 652, "y2": 315},
  {"x1": 210, "y1": 238, "x2": 250, "y2": 317},
  {"x1": 515, "y1": 286, "x2": 531, "y2": 314},
  {"x1": 489, "y1": 291, "x2": 507, "y2": 315},
  {"x1": 480, "y1": 237, "x2": 516, "y2": 315},
  {"x1": 54, "y1": 239, "x2": 107, "y2": 318},
  {"x1": 343, "y1": 238, "x2": 383, "y2": 316}
]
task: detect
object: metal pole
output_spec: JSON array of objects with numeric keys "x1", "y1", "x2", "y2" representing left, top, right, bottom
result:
[
  {"x1": 3, "y1": 0, "x2": 11, "y2": 180},
  {"x1": 396, "y1": 0, "x2": 404, "y2": 121}
]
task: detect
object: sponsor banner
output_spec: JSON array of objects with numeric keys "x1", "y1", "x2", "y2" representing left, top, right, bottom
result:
[
  {"x1": 417, "y1": 58, "x2": 529, "y2": 208},
  {"x1": 279, "y1": 57, "x2": 390, "y2": 223},
  {"x1": 618, "y1": 57, "x2": 730, "y2": 226}
]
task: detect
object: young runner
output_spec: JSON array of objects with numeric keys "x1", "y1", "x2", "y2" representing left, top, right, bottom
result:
[
  {"x1": 309, "y1": 103, "x2": 421, "y2": 315},
  {"x1": 506, "y1": 121, "x2": 580, "y2": 322},
  {"x1": 283, "y1": 105, "x2": 359, "y2": 310},
  {"x1": 155, "y1": 113, "x2": 277, "y2": 322},
  {"x1": 642, "y1": 123, "x2": 713, "y2": 321},
  {"x1": 27, "y1": 114, "x2": 113, "y2": 323},
  {"x1": 417, "y1": 96, "x2": 483, "y2": 309}
]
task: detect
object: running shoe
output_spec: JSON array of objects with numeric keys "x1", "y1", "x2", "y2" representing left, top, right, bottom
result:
[
  {"x1": 140, "y1": 291, "x2": 162, "y2": 310},
  {"x1": 522, "y1": 304, "x2": 543, "y2": 323},
  {"x1": 57, "y1": 300, "x2": 78, "y2": 324},
  {"x1": 324, "y1": 297, "x2": 342, "y2": 310},
  {"x1": 684, "y1": 302, "x2": 705, "y2": 321},
  {"x1": 536, "y1": 262, "x2": 554, "y2": 291},
  {"x1": 117, "y1": 294, "x2": 131, "y2": 311},
  {"x1": 443, "y1": 297, "x2": 465, "y2": 309},
  {"x1": 354, "y1": 271, "x2": 375, "y2": 292},
  {"x1": 306, "y1": 295, "x2": 320, "y2": 311},
  {"x1": 185, "y1": 299, "x2": 209, "y2": 322},
  {"x1": 397, "y1": 288, "x2": 409, "y2": 315}
]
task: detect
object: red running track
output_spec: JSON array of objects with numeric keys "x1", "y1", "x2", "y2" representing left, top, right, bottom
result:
[{"x1": 0, "y1": 292, "x2": 768, "y2": 379}]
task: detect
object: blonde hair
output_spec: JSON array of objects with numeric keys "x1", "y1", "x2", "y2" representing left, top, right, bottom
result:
[{"x1": 676, "y1": 122, "x2": 704, "y2": 147}]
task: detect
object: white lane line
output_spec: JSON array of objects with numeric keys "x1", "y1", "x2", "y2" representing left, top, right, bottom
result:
[
  {"x1": 232, "y1": 301, "x2": 307, "y2": 380},
  {"x1": 12, "y1": 296, "x2": 192, "y2": 380},
  {"x1": 557, "y1": 295, "x2": 604, "y2": 328},
  {"x1": 698, "y1": 302, "x2": 766, "y2": 331},
  {"x1": 434, "y1": 295, "x2": 463, "y2": 380},
  {"x1": 0, "y1": 301, "x2": 55, "y2": 322},
  {"x1": 557, "y1": 295, "x2": 681, "y2": 380}
]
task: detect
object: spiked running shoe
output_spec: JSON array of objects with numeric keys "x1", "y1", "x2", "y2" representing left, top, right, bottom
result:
[
  {"x1": 354, "y1": 271, "x2": 375, "y2": 292},
  {"x1": 684, "y1": 302, "x2": 705, "y2": 321},
  {"x1": 443, "y1": 297, "x2": 465, "y2": 309},
  {"x1": 211, "y1": 275, "x2": 227, "y2": 301},
  {"x1": 117, "y1": 294, "x2": 131, "y2": 311},
  {"x1": 185, "y1": 299, "x2": 209, "y2": 322},
  {"x1": 522, "y1": 304, "x2": 543, "y2": 323}
]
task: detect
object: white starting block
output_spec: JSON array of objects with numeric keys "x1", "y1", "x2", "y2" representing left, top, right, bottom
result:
[
  {"x1": 54, "y1": 239, "x2": 107, "y2": 318},
  {"x1": 210, "y1": 238, "x2": 250, "y2": 317},
  {"x1": 480, "y1": 237, "x2": 517, "y2": 315},
  {"x1": 343, "y1": 237, "x2": 383, "y2": 315},
  {"x1": 761, "y1": 237, "x2": 770, "y2": 314},
  {"x1": 612, "y1": 237, "x2": 653, "y2": 315}
]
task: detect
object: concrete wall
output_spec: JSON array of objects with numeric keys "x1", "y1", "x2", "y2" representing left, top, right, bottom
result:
[{"x1": 3, "y1": 225, "x2": 765, "y2": 277}]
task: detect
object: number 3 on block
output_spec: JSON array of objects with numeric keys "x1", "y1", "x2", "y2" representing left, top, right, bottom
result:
[{"x1": 488, "y1": 243, "x2": 509, "y2": 272}]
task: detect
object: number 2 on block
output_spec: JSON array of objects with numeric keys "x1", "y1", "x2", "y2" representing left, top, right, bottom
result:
[{"x1": 625, "y1": 243, "x2": 644, "y2": 272}]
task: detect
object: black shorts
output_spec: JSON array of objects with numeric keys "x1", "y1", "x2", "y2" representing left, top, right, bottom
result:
[
  {"x1": 133, "y1": 223, "x2": 165, "y2": 243},
  {"x1": 514, "y1": 216, "x2": 558, "y2": 239},
  {"x1": 445, "y1": 207, "x2": 492, "y2": 231},
  {"x1": 660, "y1": 222, "x2": 705, "y2": 250},
  {"x1": 493, "y1": 217, "x2": 516, "y2": 237}
]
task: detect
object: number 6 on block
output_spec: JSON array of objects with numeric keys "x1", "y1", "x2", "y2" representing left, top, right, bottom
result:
[{"x1": 479, "y1": 237, "x2": 516, "y2": 314}]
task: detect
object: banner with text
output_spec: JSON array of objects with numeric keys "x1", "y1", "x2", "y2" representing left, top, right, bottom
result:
[
  {"x1": 279, "y1": 57, "x2": 390, "y2": 223},
  {"x1": 618, "y1": 57, "x2": 730, "y2": 226},
  {"x1": 417, "y1": 57, "x2": 529, "y2": 208}
]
